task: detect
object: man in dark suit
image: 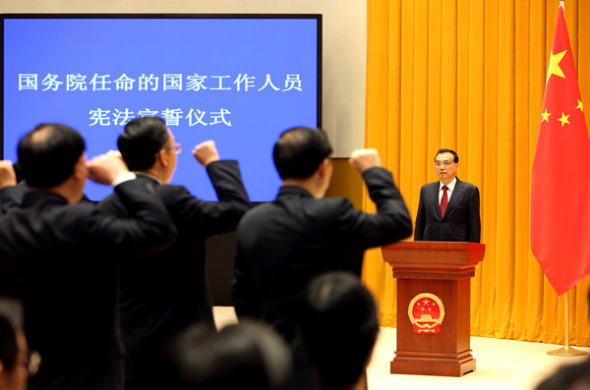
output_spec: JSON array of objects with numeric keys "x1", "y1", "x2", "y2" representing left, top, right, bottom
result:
[
  {"x1": 98, "y1": 116, "x2": 251, "y2": 389},
  {"x1": 414, "y1": 148, "x2": 481, "y2": 242},
  {"x1": 232, "y1": 126, "x2": 412, "y2": 390},
  {"x1": 0, "y1": 123, "x2": 177, "y2": 390}
]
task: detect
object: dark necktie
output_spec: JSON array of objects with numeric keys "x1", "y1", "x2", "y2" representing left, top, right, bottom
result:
[{"x1": 440, "y1": 185, "x2": 449, "y2": 217}]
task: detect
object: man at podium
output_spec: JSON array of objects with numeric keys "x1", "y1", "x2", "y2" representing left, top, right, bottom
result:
[{"x1": 414, "y1": 148, "x2": 481, "y2": 242}]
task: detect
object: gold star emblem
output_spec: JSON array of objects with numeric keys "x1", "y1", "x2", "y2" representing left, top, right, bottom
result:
[
  {"x1": 576, "y1": 100, "x2": 583, "y2": 112},
  {"x1": 546, "y1": 50, "x2": 567, "y2": 83},
  {"x1": 558, "y1": 113, "x2": 570, "y2": 127},
  {"x1": 541, "y1": 109, "x2": 551, "y2": 122}
]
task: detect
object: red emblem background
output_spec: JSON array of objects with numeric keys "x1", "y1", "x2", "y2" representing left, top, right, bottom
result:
[{"x1": 408, "y1": 293, "x2": 445, "y2": 334}]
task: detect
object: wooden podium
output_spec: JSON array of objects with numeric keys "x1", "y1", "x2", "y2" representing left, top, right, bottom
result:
[{"x1": 381, "y1": 241, "x2": 485, "y2": 377}]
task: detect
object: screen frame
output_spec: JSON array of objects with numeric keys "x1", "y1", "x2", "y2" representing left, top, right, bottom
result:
[{"x1": 1, "y1": 13, "x2": 322, "y2": 201}]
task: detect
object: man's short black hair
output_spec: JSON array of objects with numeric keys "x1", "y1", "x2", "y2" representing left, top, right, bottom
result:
[
  {"x1": 17, "y1": 123, "x2": 86, "y2": 188},
  {"x1": 156, "y1": 320, "x2": 292, "y2": 390},
  {"x1": 118, "y1": 117, "x2": 170, "y2": 171},
  {"x1": 534, "y1": 358, "x2": 590, "y2": 390},
  {"x1": 0, "y1": 297, "x2": 24, "y2": 371},
  {"x1": 299, "y1": 271, "x2": 379, "y2": 389},
  {"x1": 273, "y1": 127, "x2": 333, "y2": 180},
  {"x1": 435, "y1": 148, "x2": 459, "y2": 163}
]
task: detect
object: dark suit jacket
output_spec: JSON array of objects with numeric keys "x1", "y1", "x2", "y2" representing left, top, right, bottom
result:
[
  {"x1": 414, "y1": 178, "x2": 481, "y2": 242},
  {"x1": 98, "y1": 160, "x2": 251, "y2": 385},
  {"x1": 232, "y1": 167, "x2": 412, "y2": 390},
  {"x1": 0, "y1": 181, "x2": 27, "y2": 214},
  {"x1": 0, "y1": 180, "x2": 177, "y2": 390}
]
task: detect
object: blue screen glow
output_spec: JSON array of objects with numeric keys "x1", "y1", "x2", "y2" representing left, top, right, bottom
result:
[{"x1": 2, "y1": 16, "x2": 320, "y2": 201}]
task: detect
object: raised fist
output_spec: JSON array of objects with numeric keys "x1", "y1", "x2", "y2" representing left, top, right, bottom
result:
[
  {"x1": 0, "y1": 161, "x2": 17, "y2": 189},
  {"x1": 348, "y1": 148, "x2": 382, "y2": 174},
  {"x1": 88, "y1": 150, "x2": 129, "y2": 185},
  {"x1": 193, "y1": 140, "x2": 220, "y2": 167}
]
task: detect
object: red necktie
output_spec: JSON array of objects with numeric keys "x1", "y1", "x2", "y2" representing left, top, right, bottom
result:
[{"x1": 440, "y1": 186, "x2": 448, "y2": 217}]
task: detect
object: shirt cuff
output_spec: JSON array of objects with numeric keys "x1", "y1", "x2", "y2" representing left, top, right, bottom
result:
[{"x1": 111, "y1": 172, "x2": 136, "y2": 187}]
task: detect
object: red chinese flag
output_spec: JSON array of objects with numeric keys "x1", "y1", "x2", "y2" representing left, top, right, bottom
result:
[{"x1": 531, "y1": 3, "x2": 590, "y2": 295}]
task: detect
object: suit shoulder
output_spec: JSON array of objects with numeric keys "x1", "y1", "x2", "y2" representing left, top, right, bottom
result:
[
  {"x1": 156, "y1": 183, "x2": 190, "y2": 196},
  {"x1": 239, "y1": 202, "x2": 273, "y2": 220},
  {"x1": 299, "y1": 196, "x2": 352, "y2": 214},
  {"x1": 421, "y1": 182, "x2": 439, "y2": 191},
  {"x1": 321, "y1": 196, "x2": 352, "y2": 209},
  {"x1": 457, "y1": 180, "x2": 479, "y2": 191}
]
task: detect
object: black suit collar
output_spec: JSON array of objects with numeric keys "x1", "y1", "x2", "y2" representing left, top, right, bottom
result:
[
  {"x1": 429, "y1": 178, "x2": 464, "y2": 219},
  {"x1": 22, "y1": 190, "x2": 68, "y2": 207},
  {"x1": 277, "y1": 185, "x2": 313, "y2": 199},
  {"x1": 444, "y1": 178, "x2": 466, "y2": 216},
  {"x1": 134, "y1": 172, "x2": 162, "y2": 185}
]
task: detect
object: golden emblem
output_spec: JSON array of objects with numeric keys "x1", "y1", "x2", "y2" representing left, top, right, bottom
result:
[{"x1": 408, "y1": 293, "x2": 445, "y2": 334}]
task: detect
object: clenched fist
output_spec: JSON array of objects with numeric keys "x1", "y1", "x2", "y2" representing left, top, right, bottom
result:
[
  {"x1": 88, "y1": 151, "x2": 129, "y2": 185},
  {"x1": 193, "y1": 140, "x2": 220, "y2": 167},
  {"x1": 348, "y1": 149, "x2": 382, "y2": 174},
  {"x1": 0, "y1": 160, "x2": 17, "y2": 189}
]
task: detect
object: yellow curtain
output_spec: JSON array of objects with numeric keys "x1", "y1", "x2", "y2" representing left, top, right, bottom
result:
[{"x1": 363, "y1": 0, "x2": 590, "y2": 346}]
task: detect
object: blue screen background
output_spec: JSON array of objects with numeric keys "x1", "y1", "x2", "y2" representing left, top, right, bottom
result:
[{"x1": 3, "y1": 17, "x2": 319, "y2": 201}]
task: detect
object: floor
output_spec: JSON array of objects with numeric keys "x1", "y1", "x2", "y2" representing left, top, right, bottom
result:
[{"x1": 213, "y1": 306, "x2": 590, "y2": 390}]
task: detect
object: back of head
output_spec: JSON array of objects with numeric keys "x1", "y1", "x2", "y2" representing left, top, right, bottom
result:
[
  {"x1": 0, "y1": 297, "x2": 23, "y2": 372},
  {"x1": 299, "y1": 271, "x2": 379, "y2": 389},
  {"x1": 535, "y1": 358, "x2": 590, "y2": 390},
  {"x1": 17, "y1": 123, "x2": 85, "y2": 188},
  {"x1": 118, "y1": 117, "x2": 169, "y2": 171},
  {"x1": 158, "y1": 320, "x2": 292, "y2": 390},
  {"x1": 273, "y1": 127, "x2": 333, "y2": 180}
]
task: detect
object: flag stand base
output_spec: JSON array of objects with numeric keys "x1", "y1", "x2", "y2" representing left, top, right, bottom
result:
[{"x1": 547, "y1": 346, "x2": 588, "y2": 357}]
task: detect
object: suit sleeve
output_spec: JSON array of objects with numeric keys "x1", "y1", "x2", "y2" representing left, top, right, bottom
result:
[
  {"x1": 82, "y1": 179, "x2": 177, "y2": 253},
  {"x1": 166, "y1": 160, "x2": 252, "y2": 236},
  {"x1": 0, "y1": 185, "x2": 25, "y2": 215},
  {"x1": 231, "y1": 242, "x2": 262, "y2": 320},
  {"x1": 336, "y1": 167, "x2": 412, "y2": 252},
  {"x1": 414, "y1": 187, "x2": 426, "y2": 241},
  {"x1": 467, "y1": 186, "x2": 481, "y2": 243}
]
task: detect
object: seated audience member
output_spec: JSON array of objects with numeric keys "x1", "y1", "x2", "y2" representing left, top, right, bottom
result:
[
  {"x1": 299, "y1": 271, "x2": 379, "y2": 390},
  {"x1": 154, "y1": 320, "x2": 292, "y2": 390},
  {"x1": 534, "y1": 358, "x2": 590, "y2": 390},
  {"x1": 0, "y1": 123, "x2": 177, "y2": 390},
  {"x1": 98, "y1": 116, "x2": 251, "y2": 389},
  {"x1": 0, "y1": 297, "x2": 39, "y2": 390}
]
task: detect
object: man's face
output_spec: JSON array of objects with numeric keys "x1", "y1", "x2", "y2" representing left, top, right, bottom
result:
[{"x1": 434, "y1": 152, "x2": 457, "y2": 184}]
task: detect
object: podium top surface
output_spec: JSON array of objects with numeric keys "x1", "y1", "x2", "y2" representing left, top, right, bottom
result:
[{"x1": 381, "y1": 241, "x2": 485, "y2": 268}]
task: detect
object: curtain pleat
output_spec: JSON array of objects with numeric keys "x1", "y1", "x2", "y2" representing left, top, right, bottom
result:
[{"x1": 364, "y1": 0, "x2": 590, "y2": 346}]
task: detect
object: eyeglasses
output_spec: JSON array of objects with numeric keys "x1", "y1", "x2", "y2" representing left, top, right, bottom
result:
[{"x1": 434, "y1": 161, "x2": 454, "y2": 168}]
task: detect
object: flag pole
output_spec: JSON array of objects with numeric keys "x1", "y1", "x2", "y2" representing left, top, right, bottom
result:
[{"x1": 547, "y1": 290, "x2": 588, "y2": 356}]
